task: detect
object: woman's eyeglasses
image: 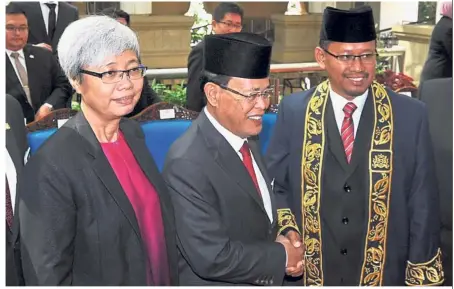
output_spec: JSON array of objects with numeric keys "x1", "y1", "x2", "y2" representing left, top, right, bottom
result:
[{"x1": 80, "y1": 66, "x2": 148, "y2": 84}]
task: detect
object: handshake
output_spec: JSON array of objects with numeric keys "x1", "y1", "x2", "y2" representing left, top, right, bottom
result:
[{"x1": 276, "y1": 231, "x2": 304, "y2": 277}]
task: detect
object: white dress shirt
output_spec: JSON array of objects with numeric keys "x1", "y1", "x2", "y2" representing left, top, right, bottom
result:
[
  {"x1": 329, "y1": 87, "x2": 369, "y2": 137},
  {"x1": 6, "y1": 49, "x2": 27, "y2": 87},
  {"x1": 5, "y1": 148, "x2": 17, "y2": 213},
  {"x1": 40, "y1": 1, "x2": 59, "y2": 35},
  {"x1": 204, "y1": 108, "x2": 273, "y2": 222}
]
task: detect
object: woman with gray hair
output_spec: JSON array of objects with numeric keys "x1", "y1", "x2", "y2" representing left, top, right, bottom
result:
[{"x1": 17, "y1": 16, "x2": 178, "y2": 285}]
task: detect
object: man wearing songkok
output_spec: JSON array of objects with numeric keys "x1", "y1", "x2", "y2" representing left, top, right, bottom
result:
[
  {"x1": 163, "y1": 32, "x2": 304, "y2": 285},
  {"x1": 266, "y1": 6, "x2": 444, "y2": 286}
]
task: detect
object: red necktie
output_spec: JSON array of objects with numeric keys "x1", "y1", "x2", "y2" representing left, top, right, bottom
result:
[
  {"x1": 341, "y1": 102, "x2": 357, "y2": 163},
  {"x1": 239, "y1": 142, "x2": 261, "y2": 197},
  {"x1": 6, "y1": 176, "x2": 13, "y2": 228}
]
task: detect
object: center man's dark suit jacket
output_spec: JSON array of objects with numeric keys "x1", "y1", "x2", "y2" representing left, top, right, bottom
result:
[
  {"x1": 6, "y1": 44, "x2": 72, "y2": 123},
  {"x1": 17, "y1": 112, "x2": 178, "y2": 285},
  {"x1": 419, "y1": 78, "x2": 453, "y2": 286},
  {"x1": 12, "y1": 1, "x2": 79, "y2": 53},
  {"x1": 163, "y1": 111, "x2": 287, "y2": 286},
  {"x1": 6, "y1": 94, "x2": 28, "y2": 286},
  {"x1": 185, "y1": 40, "x2": 206, "y2": 112}
]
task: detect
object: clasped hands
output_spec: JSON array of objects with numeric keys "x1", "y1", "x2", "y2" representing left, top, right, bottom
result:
[{"x1": 276, "y1": 230, "x2": 304, "y2": 277}]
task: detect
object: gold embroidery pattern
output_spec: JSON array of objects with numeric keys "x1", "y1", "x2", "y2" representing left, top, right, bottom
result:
[
  {"x1": 405, "y1": 248, "x2": 444, "y2": 286},
  {"x1": 277, "y1": 208, "x2": 300, "y2": 235},
  {"x1": 359, "y1": 82, "x2": 394, "y2": 286},
  {"x1": 301, "y1": 80, "x2": 329, "y2": 286}
]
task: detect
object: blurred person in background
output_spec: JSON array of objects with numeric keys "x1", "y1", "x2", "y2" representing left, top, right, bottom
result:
[
  {"x1": 5, "y1": 4, "x2": 72, "y2": 123},
  {"x1": 420, "y1": 0, "x2": 452, "y2": 83},
  {"x1": 418, "y1": 77, "x2": 453, "y2": 286},
  {"x1": 186, "y1": 2, "x2": 244, "y2": 112},
  {"x1": 17, "y1": 16, "x2": 178, "y2": 285},
  {"x1": 10, "y1": 1, "x2": 79, "y2": 55},
  {"x1": 5, "y1": 94, "x2": 28, "y2": 286}
]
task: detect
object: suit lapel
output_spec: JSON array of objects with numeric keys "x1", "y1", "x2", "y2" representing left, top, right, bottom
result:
[
  {"x1": 71, "y1": 113, "x2": 141, "y2": 239},
  {"x1": 346, "y1": 92, "x2": 374, "y2": 177},
  {"x1": 5, "y1": 54, "x2": 27, "y2": 100},
  {"x1": 248, "y1": 138, "x2": 276, "y2": 224},
  {"x1": 325, "y1": 97, "x2": 350, "y2": 171},
  {"x1": 120, "y1": 120, "x2": 178, "y2": 283},
  {"x1": 199, "y1": 112, "x2": 268, "y2": 215},
  {"x1": 23, "y1": 46, "x2": 41, "y2": 109}
]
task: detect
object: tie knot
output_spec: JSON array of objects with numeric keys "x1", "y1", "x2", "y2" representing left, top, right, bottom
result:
[
  {"x1": 343, "y1": 102, "x2": 357, "y2": 117},
  {"x1": 10, "y1": 52, "x2": 19, "y2": 59},
  {"x1": 46, "y1": 3, "x2": 56, "y2": 10},
  {"x1": 239, "y1": 141, "x2": 251, "y2": 155}
]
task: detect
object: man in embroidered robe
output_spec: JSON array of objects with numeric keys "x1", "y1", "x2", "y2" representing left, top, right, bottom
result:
[
  {"x1": 163, "y1": 32, "x2": 304, "y2": 285},
  {"x1": 266, "y1": 5, "x2": 444, "y2": 286}
]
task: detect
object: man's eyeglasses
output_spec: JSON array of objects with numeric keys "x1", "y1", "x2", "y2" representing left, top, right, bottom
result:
[
  {"x1": 6, "y1": 25, "x2": 28, "y2": 33},
  {"x1": 80, "y1": 66, "x2": 148, "y2": 84},
  {"x1": 211, "y1": 81, "x2": 274, "y2": 103},
  {"x1": 322, "y1": 48, "x2": 379, "y2": 64},
  {"x1": 218, "y1": 21, "x2": 242, "y2": 29}
]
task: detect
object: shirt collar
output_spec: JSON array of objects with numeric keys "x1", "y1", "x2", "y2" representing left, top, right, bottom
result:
[
  {"x1": 40, "y1": 1, "x2": 59, "y2": 8},
  {"x1": 204, "y1": 107, "x2": 246, "y2": 153},
  {"x1": 329, "y1": 86, "x2": 369, "y2": 113},
  {"x1": 6, "y1": 49, "x2": 25, "y2": 60}
]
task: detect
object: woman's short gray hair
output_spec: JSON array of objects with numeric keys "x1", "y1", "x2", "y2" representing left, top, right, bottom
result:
[{"x1": 57, "y1": 15, "x2": 140, "y2": 81}]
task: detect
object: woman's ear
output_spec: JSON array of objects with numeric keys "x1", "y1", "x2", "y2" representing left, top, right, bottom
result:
[{"x1": 70, "y1": 78, "x2": 82, "y2": 95}]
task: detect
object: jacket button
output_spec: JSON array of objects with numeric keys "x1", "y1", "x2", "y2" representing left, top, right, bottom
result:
[
  {"x1": 342, "y1": 217, "x2": 349, "y2": 224},
  {"x1": 340, "y1": 248, "x2": 348, "y2": 255},
  {"x1": 344, "y1": 184, "x2": 351, "y2": 193}
]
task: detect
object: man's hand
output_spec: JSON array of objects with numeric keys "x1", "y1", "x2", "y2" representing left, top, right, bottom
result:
[
  {"x1": 35, "y1": 105, "x2": 52, "y2": 121},
  {"x1": 33, "y1": 43, "x2": 53, "y2": 52},
  {"x1": 276, "y1": 232, "x2": 304, "y2": 277}
]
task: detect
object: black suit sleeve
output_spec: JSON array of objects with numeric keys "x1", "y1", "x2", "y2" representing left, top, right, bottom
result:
[
  {"x1": 164, "y1": 158, "x2": 287, "y2": 285},
  {"x1": 265, "y1": 100, "x2": 300, "y2": 235},
  {"x1": 18, "y1": 155, "x2": 75, "y2": 285},
  {"x1": 404, "y1": 106, "x2": 444, "y2": 286},
  {"x1": 44, "y1": 53, "x2": 72, "y2": 109},
  {"x1": 6, "y1": 94, "x2": 28, "y2": 158},
  {"x1": 185, "y1": 44, "x2": 205, "y2": 112},
  {"x1": 141, "y1": 76, "x2": 162, "y2": 105}
]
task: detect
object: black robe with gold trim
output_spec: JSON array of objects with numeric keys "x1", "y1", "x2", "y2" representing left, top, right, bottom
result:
[{"x1": 266, "y1": 83, "x2": 443, "y2": 286}]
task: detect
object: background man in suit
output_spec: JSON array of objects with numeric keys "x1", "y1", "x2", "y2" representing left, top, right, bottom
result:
[
  {"x1": 10, "y1": 1, "x2": 79, "y2": 54},
  {"x1": 266, "y1": 6, "x2": 443, "y2": 286},
  {"x1": 185, "y1": 2, "x2": 243, "y2": 112},
  {"x1": 6, "y1": 94, "x2": 28, "y2": 286},
  {"x1": 100, "y1": 7, "x2": 162, "y2": 117},
  {"x1": 164, "y1": 32, "x2": 303, "y2": 286},
  {"x1": 420, "y1": 1, "x2": 452, "y2": 82},
  {"x1": 5, "y1": 4, "x2": 72, "y2": 123},
  {"x1": 418, "y1": 78, "x2": 453, "y2": 286}
]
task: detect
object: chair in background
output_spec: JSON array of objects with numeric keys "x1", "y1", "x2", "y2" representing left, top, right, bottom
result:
[
  {"x1": 259, "y1": 104, "x2": 278, "y2": 154},
  {"x1": 27, "y1": 108, "x2": 78, "y2": 155},
  {"x1": 132, "y1": 102, "x2": 199, "y2": 172}
]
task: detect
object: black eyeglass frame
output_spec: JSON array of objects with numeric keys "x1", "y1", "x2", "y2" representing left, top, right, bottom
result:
[
  {"x1": 210, "y1": 80, "x2": 274, "y2": 102},
  {"x1": 217, "y1": 21, "x2": 243, "y2": 29},
  {"x1": 79, "y1": 65, "x2": 148, "y2": 84},
  {"x1": 322, "y1": 48, "x2": 379, "y2": 63}
]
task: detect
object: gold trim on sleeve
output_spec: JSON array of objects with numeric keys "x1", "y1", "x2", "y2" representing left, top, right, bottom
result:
[
  {"x1": 277, "y1": 208, "x2": 300, "y2": 235},
  {"x1": 405, "y1": 248, "x2": 444, "y2": 286}
]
